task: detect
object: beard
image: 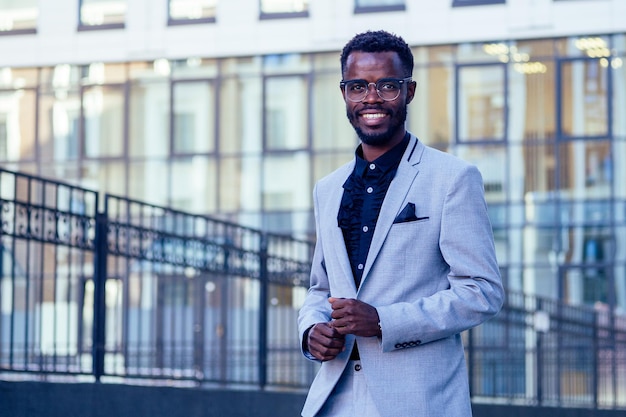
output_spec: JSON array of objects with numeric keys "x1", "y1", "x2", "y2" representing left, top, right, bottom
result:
[{"x1": 347, "y1": 104, "x2": 408, "y2": 147}]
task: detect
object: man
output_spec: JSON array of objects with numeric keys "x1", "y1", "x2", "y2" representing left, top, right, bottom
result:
[{"x1": 298, "y1": 30, "x2": 504, "y2": 417}]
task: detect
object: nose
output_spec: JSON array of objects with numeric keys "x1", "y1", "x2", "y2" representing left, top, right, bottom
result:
[{"x1": 363, "y1": 82, "x2": 382, "y2": 102}]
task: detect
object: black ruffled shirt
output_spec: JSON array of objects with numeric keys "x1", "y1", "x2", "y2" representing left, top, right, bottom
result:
[{"x1": 337, "y1": 133, "x2": 410, "y2": 288}]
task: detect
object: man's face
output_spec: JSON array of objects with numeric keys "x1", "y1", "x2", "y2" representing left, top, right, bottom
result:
[{"x1": 341, "y1": 51, "x2": 415, "y2": 148}]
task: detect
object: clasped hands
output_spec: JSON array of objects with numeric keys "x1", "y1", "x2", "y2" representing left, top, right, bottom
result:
[{"x1": 306, "y1": 297, "x2": 381, "y2": 362}]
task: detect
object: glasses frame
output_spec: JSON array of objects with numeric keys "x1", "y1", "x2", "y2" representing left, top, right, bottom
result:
[{"x1": 339, "y1": 77, "x2": 412, "y2": 102}]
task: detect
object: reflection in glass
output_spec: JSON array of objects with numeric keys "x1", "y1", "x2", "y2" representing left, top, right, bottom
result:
[
  {"x1": 38, "y1": 91, "x2": 81, "y2": 162},
  {"x1": 456, "y1": 144, "x2": 506, "y2": 203},
  {"x1": 169, "y1": 0, "x2": 216, "y2": 21},
  {"x1": 260, "y1": 0, "x2": 308, "y2": 14},
  {"x1": 508, "y1": 43, "x2": 555, "y2": 144},
  {"x1": 355, "y1": 0, "x2": 404, "y2": 7},
  {"x1": 0, "y1": 89, "x2": 36, "y2": 161},
  {"x1": 84, "y1": 86, "x2": 124, "y2": 158},
  {"x1": 173, "y1": 81, "x2": 215, "y2": 154},
  {"x1": 265, "y1": 76, "x2": 307, "y2": 150},
  {"x1": 129, "y1": 160, "x2": 169, "y2": 207},
  {"x1": 219, "y1": 77, "x2": 262, "y2": 154},
  {"x1": 312, "y1": 74, "x2": 355, "y2": 151},
  {"x1": 458, "y1": 65, "x2": 505, "y2": 142},
  {"x1": 82, "y1": 160, "x2": 126, "y2": 196},
  {"x1": 262, "y1": 153, "x2": 310, "y2": 233},
  {"x1": 558, "y1": 140, "x2": 611, "y2": 199},
  {"x1": 129, "y1": 81, "x2": 169, "y2": 158},
  {"x1": 220, "y1": 156, "x2": 261, "y2": 220},
  {"x1": 561, "y1": 59, "x2": 608, "y2": 138},
  {"x1": 80, "y1": 0, "x2": 126, "y2": 27},
  {"x1": 263, "y1": 154, "x2": 310, "y2": 210},
  {"x1": 0, "y1": 0, "x2": 37, "y2": 32},
  {"x1": 172, "y1": 156, "x2": 217, "y2": 213},
  {"x1": 409, "y1": 63, "x2": 452, "y2": 147}
]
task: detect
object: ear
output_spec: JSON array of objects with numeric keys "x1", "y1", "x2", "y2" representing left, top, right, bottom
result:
[{"x1": 405, "y1": 80, "x2": 416, "y2": 104}]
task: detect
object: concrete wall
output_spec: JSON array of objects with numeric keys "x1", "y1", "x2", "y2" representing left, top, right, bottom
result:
[
  {"x1": 0, "y1": 381, "x2": 623, "y2": 417},
  {"x1": 2, "y1": 0, "x2": 626, "y2": 67}
]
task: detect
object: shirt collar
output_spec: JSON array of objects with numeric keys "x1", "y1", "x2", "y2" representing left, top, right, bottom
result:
[{"x1": 354, "y1": 132, "x2": 410, "y2": 176}]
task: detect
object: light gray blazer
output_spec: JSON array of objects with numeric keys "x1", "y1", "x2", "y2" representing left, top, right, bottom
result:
[{"x1": 298, "y1": 134, "x2": 504, "y2": 417}]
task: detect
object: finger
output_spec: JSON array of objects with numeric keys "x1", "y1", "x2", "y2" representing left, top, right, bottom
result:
[{"x1": 328, "y1": 297, "x2": 347, "y2": 309}]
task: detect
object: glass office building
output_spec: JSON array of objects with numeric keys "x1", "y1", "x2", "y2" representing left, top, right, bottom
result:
[{"x1": 1, "y1": 0, "x2": 625, "y2": 314}]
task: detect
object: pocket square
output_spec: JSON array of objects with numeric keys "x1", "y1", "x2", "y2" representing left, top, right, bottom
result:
[{"x1": 393, "y1": 202, "x2": 428, "y2": 224}]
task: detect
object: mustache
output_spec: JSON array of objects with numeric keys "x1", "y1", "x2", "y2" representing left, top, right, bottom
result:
[{"x1": 358, "y1": 105, "x2": 388, "y2": 112}]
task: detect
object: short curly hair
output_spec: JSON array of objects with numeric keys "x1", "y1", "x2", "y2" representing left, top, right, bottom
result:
[{"x1": 340, "y1": 30, "x2": 413, "y2": 78}]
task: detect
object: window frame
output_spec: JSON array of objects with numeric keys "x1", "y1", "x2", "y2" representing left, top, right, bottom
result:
[
  {"x1": 0, "y1": 0, "x2": 38, "y2": 35},
  {"x1": 455, "y1": 62, "x2": 509, "y2": 144},
  {"x1": 259, "y1": 0, "x2": 309, "y2": 20},
  {"x1": 77, "y1": 0, "x2": 125, "y2": 32},
  {"x1": 354, "y1": 0, "x2": 405, "y2": 14},
  {"x1": 167, "y1": 0, "x2": 217, "y2": 26},
  {"x1": 452, "y1": 0, "x2": 505, "y2": 7},
  {"x1": 556, "y1": 57, "x2": 612, "y2": 141}
]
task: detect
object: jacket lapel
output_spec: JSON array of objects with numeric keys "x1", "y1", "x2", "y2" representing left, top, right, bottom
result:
[
  {"x1": 359, "y1": 135, "x2": 424, "y2": 290},
  {"x1": 325, "y1": 162, "x2": 359, "y2": 294}
]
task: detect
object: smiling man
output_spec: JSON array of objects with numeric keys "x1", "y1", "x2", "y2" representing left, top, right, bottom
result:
[{"x1": 298, "y1": 30, "x2": 505, "y2": 417}]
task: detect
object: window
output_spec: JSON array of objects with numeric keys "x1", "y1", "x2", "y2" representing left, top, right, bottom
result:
[
  {"x1": 355, "y1": 0, "x2": 405, "y2": 13},
  {"x1": 456, "y1": 64, "x2": 507, "y2": 142},
  {"x1": 83, "y1": 85, "x2": 125, "y2": 158},
  {"x1": 260, "y1": 0, "x2": 308, "y2": 19},
  {"x1": 172, "y1": 80, "x2": 216, "y2": 154},
  {"x1": 264, "y1": 76, "x2": 307, "y2": 150},
  {"x1": 559, "y1": 58, "x2": 609, "y2": 139},
  {"x1": 0, "y1": 0, "x2": 37, "y2": 34},
  {"x1": 168, "y1": 0, "x2": 216, "y2": 25},
  {"x1": 452, "y1": 0, "x2": 505, "y2": 6},
  {"x1": 79, "y1": 0, "x2": 126, "y2": 30},
  {"x1": 0, "y1": 90, "x2": 36, "y2": 161}
]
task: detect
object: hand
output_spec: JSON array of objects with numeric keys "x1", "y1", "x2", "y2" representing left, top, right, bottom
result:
[
  {"x1": 306, "y1": 322, "x2": 346, "y2": 362},
  {"x1": 328, "y1": 297, "x2": 381, "y2": 337}
]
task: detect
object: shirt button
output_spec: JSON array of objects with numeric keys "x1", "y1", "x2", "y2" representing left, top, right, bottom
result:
[
  {"x1": 369, "y1": 163, "x2": 376, "y2": 170},
  {"x1": 366, "y1": 187, "x2": 373, "y2": 193},
  {"x1": 362, "y1": 226, "x2": 369, "y2": 232},
  {"x1": 357, "y1": 263, "x2": 364, "y2": 270},
  {"x1": 354, "y1": 364, "x2": 362, "y2": 371}
]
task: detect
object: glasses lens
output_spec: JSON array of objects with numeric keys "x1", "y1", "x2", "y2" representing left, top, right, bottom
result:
[
  {"x1": 342, "y1": 79, "x2": 405, "y2": 102},
  {"x1": 376, "y1": 79, "x2": 402, "y2": 101},
  {"x1": 345, "y1": 80, "x2": 368, "y2": 101}
]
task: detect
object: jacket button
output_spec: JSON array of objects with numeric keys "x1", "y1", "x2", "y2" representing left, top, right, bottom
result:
[{"x1": 354, "y1": 364, "x2": 362, "y2": 371}]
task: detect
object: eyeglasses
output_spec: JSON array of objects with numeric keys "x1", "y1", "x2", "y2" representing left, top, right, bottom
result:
[{"x1": 340, "y1": 77, "x2": 412, "y2": 102}]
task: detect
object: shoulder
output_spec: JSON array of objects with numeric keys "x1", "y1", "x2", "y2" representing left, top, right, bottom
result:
[
  {"x1": 408, "y1": 137, "x2": 483, "y2": 187},
  {"x1": 410, "y1": 137, "x2": 475, "y2": 173}
]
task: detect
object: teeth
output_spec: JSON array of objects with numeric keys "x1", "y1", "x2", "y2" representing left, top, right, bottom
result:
[{"x1": 362, "y1": 113, "x2": 386, "y2": 119}]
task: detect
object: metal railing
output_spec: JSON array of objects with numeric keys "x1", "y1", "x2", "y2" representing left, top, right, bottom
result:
[{"x1": 1, "y1": 168, "x2": 625, "y2": 409}]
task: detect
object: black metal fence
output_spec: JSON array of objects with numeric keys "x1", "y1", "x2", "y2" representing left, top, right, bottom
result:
[{"x1": 1, "y1": 168, "x2": 625, "y2": 409}]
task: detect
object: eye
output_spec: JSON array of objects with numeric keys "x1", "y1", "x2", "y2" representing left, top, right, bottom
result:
[
  {"x1": 349, "y1": 82, "x2": 366, "y2": 92},
  {"x1": 379, "y1": 81, "x2": 399, "y2": 91}
]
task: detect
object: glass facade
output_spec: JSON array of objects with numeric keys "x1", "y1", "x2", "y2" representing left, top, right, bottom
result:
[{"x1": 1, "y1": 34, "x2": 625, "y2": 312}]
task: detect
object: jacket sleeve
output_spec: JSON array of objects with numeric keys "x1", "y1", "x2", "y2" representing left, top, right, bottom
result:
[
  {"x1": 376, "y1": 164, "x2": 504, "y2": 352},
  {"x1": 297, "y1": 183, "x2": 333, "y2": 360}
]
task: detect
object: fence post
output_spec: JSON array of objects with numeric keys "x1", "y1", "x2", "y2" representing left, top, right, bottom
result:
[
  {"x1": 259, "y1": 233, "x2": 269, "y2": 389},
  {"x1": 92, "y1": 212, "x2": 108, "y2": 381}
]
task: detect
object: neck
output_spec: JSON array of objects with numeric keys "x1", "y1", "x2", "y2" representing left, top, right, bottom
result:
[{"x1": 361, "y1": 130, "x2": 407, "y2": 161}]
